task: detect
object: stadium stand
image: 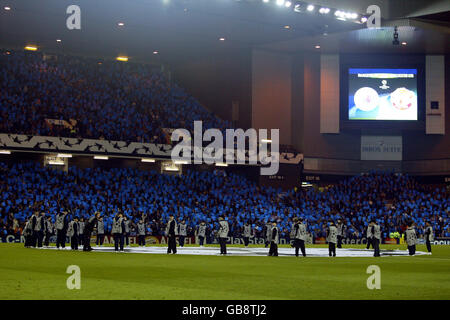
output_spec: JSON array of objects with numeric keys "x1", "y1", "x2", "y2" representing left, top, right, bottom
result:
[
  {"x1": 0, "y1": 50, "x2": 232, "y2": 144},
  {"x1": 0, "y1": 161, "x2": 448, "y2": 241}
]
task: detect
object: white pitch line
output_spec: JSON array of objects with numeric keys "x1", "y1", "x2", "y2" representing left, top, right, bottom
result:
[{"x1": 39, "y1": 246, "x2": 428, "y2": 257}]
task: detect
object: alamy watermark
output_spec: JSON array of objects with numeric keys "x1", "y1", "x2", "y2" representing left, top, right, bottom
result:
[
  {"x1": 366, "y1": 5, "x2": 381, "y2": 29},
  {"x1": 66, "y1": 5, "x2": 81, "y2": 30},
  {"x1": 366, "y1": 265, "x2": 381, "y2": 289},
  {"x1": 171, "y1": 121, "x2": 280, "y2": 176},
  {"x1": 66, "y1": 265, "x2": 81, "y2": 290}
]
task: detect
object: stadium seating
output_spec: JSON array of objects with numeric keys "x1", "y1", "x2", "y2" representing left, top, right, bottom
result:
[
  {"x1": 0, "y1": 50, "x2": 232, "y2": 144},
  {"x1": 0, "y1": 161, "x2": 448, "y2": 240}
]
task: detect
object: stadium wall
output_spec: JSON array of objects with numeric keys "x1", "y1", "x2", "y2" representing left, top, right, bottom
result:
[
  {"x1": 299, "y1": 53, "x2": 450, "y2": 175},
  {"x1": 171, "y1": 48, "x2": 252, "y2": 129}
]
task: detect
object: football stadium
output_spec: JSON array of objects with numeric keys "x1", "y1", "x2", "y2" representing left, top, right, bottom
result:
[{"x1": 0, "y1": 0, "x2": 449, "y2": 307}]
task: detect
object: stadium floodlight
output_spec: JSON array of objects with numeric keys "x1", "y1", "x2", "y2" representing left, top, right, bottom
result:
[
  {"x1": 164, "y1": 166, "x2": 180, "y2": 171},
  {"x1": 48, "y1": 160, "x2": 65, "y2": 166},
  {"x1": 215, "y1": 163, "x2": 228, "y2": 167},
  {"x1": 57, "y1": 153, "x2": 72, "y2": 158},
  {"x1": 319, "y1": 7, "x2": 330, "y2": 14},
  {"x1": 117, "y1": 22, "x2": 125, "y2": 27},
  {"x1": 306, "y1": 4, "x2": 314, "y2": 11},
  {"x1": 141, "y1": 158, "x2": 156, "y2": 163},
  {"x1": 24, "y1": 45, "x2": 38, "y2": 51},
  {"x1": 294, "y1": 3, "x2": 301, "y2": 12},
  {"x1": 94, "y1": 156, "x2": 109, "y2": 160},
  {"x1": 0, "y1": 150, "x2": 11, "y2": 154},
  {"x1": 4, "y1": 6, "x2": 11, "y2": 11},
  {"x1": 262, "y1": 0, "x2": 269, "y2": 3},
  {"x1": 116, "y1": 56, "x2": 128, "y2": 62},
  {"x1": 276, "y1": 0, "x2": 285, "y2": 6},
  {"x1": 285, "y1": 1, "x2": 292, "y2": 8},
  {"x1": 361, "y1": 16, "x2": 368, "y2": 23}
]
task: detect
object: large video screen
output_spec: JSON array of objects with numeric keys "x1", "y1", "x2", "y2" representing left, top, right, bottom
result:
[{"x1": 348, "y1": 68, "x2": 418, "y2": 120}]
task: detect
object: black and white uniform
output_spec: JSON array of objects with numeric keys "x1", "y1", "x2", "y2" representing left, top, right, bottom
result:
[
  {"x1": 425, "y1": 226, "x2": 434, "y2": 253},
  {"x1": 197, "y1": 224, "x2": 206, "y2": 246},
  {"x1": 23, "y1": 220, "x2": 33, "y2": 247},
  {"x1": 55, "y1": 212, "x2": 68, "y2": 248},
  {"x1": 111, "y1": 216, "x2": 125, "y2": 252},
  {"x1": 178, "y1": 223, "x2": 187, "y2": 247},
  {"x1": 44, "y1": 219, "x2": 53, "y2": 247},
  {"x1": 268, "y1": 226, "x2": 279, "y2": 256},
  {"x1": 293, "y1": 222, "x2": 307, "y2": 257},
  {"x1": 366, "y1": 225, "x2": 373, "y2": 249},
  {"x1": 96, "y1": 219, "x2": 105, "y2": 246},
  {"x1": 405, "y1": 227, "x2": 417, "y2": 256},
  {"x1": 372, "y1": 223, "x2": 381, "y2": 257},
  {"x1": 264, "y1": 223, "x2": 272, "y2": 248},
  {"x1": 327, "y1": 225, "x2": 338, "y2": 257},
  {"x1": 83, "y1": 215, "x2": 97, "y2": 251},
  {"x1": 243, "y1": 224, "x2": 251, "y2": 247},
  {"x1": 67, "y1": 220, "x2": 79, "y2": 250},
  {"x1": 165, "y1": 219, "x2": 178, "y2": 254},
  {"x1": 337, "y1": 223, "x2": 345, "y2": 248},
  {"x1": 137, "y1": 222, "x2": 146, "y2": 246},
  {"x1": 124, "y1": 220, "x2": 131, "y2": 246},
  {"x1": 78, "y1": 220, "x2": 85, "y2": 247},
  {"x1": 33, "y1": 215, "x2": 45, "y2": 248},
  {"x1": 218, "y1": 220, "x2": 229, "y2": 255}
]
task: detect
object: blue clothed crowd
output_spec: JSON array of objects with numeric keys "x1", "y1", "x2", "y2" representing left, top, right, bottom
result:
[
  {"x1": 0, "y1": 161, "x2": 448, "y2": 241},
  {"x1": 0, "y1": 50, "x2": 231, "y2": 143}
]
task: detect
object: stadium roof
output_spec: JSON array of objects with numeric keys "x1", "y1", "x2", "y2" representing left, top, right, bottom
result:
[{"x1": 0, "y1": 0, "x2": 449, "y2": 64}]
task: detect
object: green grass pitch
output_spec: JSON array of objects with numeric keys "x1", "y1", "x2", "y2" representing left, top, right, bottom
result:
[{"x1": 0, "y1": 243, "x2": 449, "y2": 300}]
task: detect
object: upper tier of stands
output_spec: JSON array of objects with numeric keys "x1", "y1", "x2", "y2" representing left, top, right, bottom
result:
[{"x1": 0, "y1": 50, "x2": 232, "y2": 144}]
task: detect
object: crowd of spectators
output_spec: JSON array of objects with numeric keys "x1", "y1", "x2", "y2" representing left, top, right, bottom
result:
[
  {"x1": 0, "y1": 161, "x2": 448, "y2": 242},
  {"x1": 0, "y1": 50, "x2": 231, "y2": 144}
]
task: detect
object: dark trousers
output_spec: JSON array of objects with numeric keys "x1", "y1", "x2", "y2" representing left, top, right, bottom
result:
[
  {"x1": 408, "y1": 245, "x2": 416, "y2": 255},
  {"x1": 138, "y1": 235, "x2": 146, "y2": 246},
  {"x1": 83, "y1": 232, "x2": 92, "y2": 251},
  {"x1": 373, "y1": 238, "x2": 380, "y2": 257},
  {"x1": 179, "y1": 235, "x2": 185, "y2": 247},
  {"x1": 366, "y1": 237, "x2": 373, "y2": 249},
  {"x1": 24, "y1": 235, "x2": 31, "y2": 247},
  {"x1": 96, "y1": 234, "x2": 105, "y2": 245},
  {"x1": 294, "y1": 239, "x2": 306, "y2": 257},
  {"x1": 426, "y1": 240, "x2": 432, "y2": 253},
  {"x1": 219, "y1": 237, "x2": 227, "y2": 254},
  {"x1": 35, "y1": 231, "x2": 44, "y2": 248},
  {"x1": 198, "y1": 236, "x2": 205, "y2": 246},
  {"x1": 264, "y1": 239, "x2": 269, "y2": 248},
  {"x1": 124, "y1": 233, "x2": 130, "y2": 246},
  {"x1": 113, "y1": 233, "x2": 124, "y2": 251},
  {"x1": 56, "y1": 229, "x2": 66, "y2": 248},
  {"x1": 71, "y1": 235, "x2": 78, "y2": 250},
  {"x1": 243, "y1": 237, "x2": 249, "y2": 247},
  {"x1": 44, "y1": 232, "x2": 52, "y2": 246},
  {"x1": 168, "y1": 235, "x2": 177, "y2": 254},
  {"x1": 268, "y1": 242, "x2": 278, "y2": 256},
  {"x1": 329, "y1": 242, "x2": 336, "y2": 257},
  {"x1": 337, "y1": 235, "x2": 343, "y2": 248}
]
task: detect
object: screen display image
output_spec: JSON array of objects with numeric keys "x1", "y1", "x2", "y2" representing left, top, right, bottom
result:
[{"x1": 348, "y1": 68, "x2": 418, "y2": 120}]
